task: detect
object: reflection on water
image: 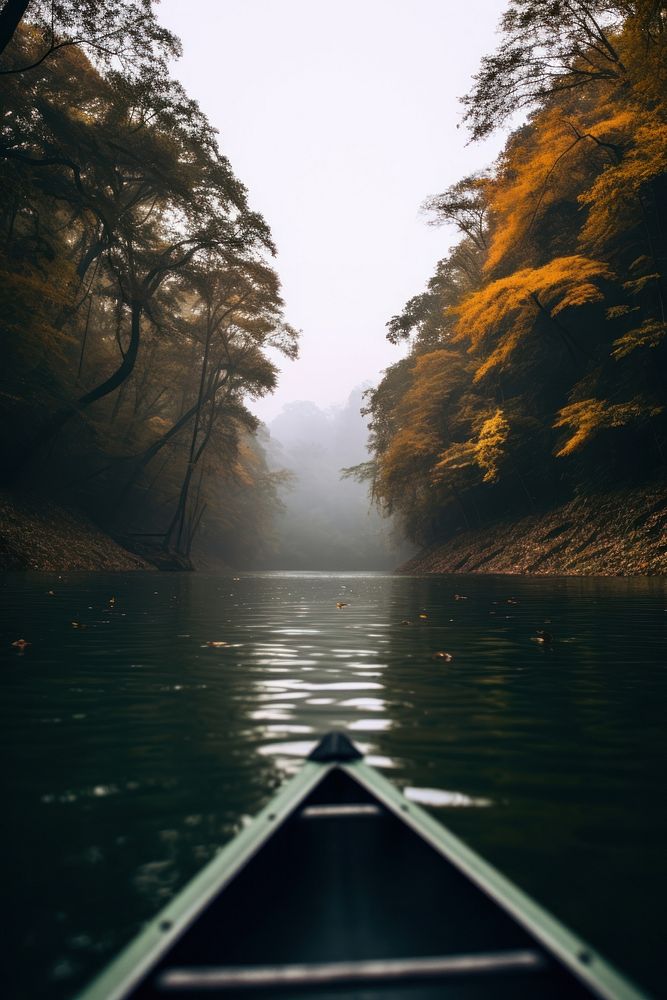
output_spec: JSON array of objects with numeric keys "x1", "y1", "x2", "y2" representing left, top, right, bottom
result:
[{"x1": 1, "y1": 569, "x2": 666, "y2": 998}]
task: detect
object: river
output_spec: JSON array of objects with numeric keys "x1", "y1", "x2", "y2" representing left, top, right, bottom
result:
[{"x1": 2, "y1": 570, "x2": 665, "y2": 998}]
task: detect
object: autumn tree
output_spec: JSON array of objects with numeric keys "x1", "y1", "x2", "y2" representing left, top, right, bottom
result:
[
  {"x1": 0, "y1": 31, "x2": 277, "y2": 485},
  {"x1": 461, "y1": 1, "x2": 664, "y2": 141},
  {"x1": 364, "y1": 0, "x2": 666, "y2": 548},
  {"x1": 0, "y1": 17, "x2": 297, "y2": 566}
]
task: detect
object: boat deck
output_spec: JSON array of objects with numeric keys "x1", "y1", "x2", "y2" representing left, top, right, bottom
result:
[{"x1": 132, "y1": 768, "x2": 592, "y2": 998}]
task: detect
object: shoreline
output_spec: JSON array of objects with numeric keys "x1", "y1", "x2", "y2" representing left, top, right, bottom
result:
[
  {"x1": 0, "y1": 490, "x2": 155, "y2": 572},
  {"x1": 1, "y1": 484, "x2": 665, "y2": 576},
  {"x1": 397, "y1": 484, "x2": 667, "y2": 577}
]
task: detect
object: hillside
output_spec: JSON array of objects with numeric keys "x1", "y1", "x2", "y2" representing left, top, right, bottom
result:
[
  {"x1": 399, "y1": 485, "x2": 667, "y2": 577},
  {"x1": 0, "y1": 491, "x2": 153, "y2": 571}
]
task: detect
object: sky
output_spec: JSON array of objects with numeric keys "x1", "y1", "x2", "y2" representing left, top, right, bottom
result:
[{"x1": 158, "y1": 0, "x2": 509, "y2": 421}]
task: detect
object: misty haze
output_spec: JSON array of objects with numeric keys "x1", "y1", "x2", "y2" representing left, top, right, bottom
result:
[{"x1": 261, "y1": 389, "x2": 413, "y2": 570}]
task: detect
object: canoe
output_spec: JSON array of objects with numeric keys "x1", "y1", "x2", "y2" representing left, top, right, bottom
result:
[{"x1": 77, "y1": 732, "x2": 647, "y2": 1000}]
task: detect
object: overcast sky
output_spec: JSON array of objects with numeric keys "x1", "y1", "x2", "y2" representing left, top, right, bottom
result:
[{"x1": 158, "y1": 0, "x2": 509, "y2": 421}]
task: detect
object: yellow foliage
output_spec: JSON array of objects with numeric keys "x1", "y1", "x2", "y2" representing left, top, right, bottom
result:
[
  {"x1": 484, "y1": 106, "x2": 601, "y2": 275},
  {"x1": 452, "y1": 256, "x2": 612, "y2": 380},
  {"x1": 554, "y1": 397, "x2": 662, "y2": 456},
  {"x1": 432, "y1": 441, "x2": 476, "y2": 484},
  {"x1": 579, "y1": 107, "x2": 667, "y2": 250},
  {"x1": 376, "y1": 349, "x2": 471, "y2": 495},
  {"x1": 618, "y1": 0, "x2": 667, "y2": 109},
  {"x1": 474, "y1": 409, "x2": 510, "y2": 482},
  {"x1": 612, "y1": 320, "x2": 667, "y2": 360}
]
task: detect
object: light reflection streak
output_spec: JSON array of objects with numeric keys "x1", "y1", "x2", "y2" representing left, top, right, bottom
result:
[
  {"x1": 348, "y1": 718, "x2": 392, "y2": 732},
  {"x1": 339, "y1": 697, "x2": 386, "y2": 711},
  {"x1": 403, "y1": 787, "x2": 492, "y2": 808},
  {"x1": 264, "y1": 724, "x2": 313, "y2": 735},
  {"x1": 241, "y1": 593, "x2": 398, "y2": 774},
  {"x1": 273, "y1": 629, "x2": 321, "y2": 636}
]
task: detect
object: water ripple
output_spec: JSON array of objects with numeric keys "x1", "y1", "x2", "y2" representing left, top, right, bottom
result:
[{"x1": 1, "y1": 569, "x2": 666, "y2": 1000}]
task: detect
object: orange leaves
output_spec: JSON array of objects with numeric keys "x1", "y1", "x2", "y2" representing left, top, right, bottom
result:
[
  {"x1": 452, "y1": 256, "x2": 613, "y2": 380},
  {"x1": 483, "y1": 105, "x2": 604, "y2": 275},
  {"x1": 554, "y1": 397, "x2": 662, "y2": 456},
  {"x1": 366, "y1": 1, "x2": 667, "y2": 549},
  {"x1": 611, "y1": 320, "x2": 667, "y2": 360},
  {"x1": 474, "y1": 409, "x2": 510, "y2": 483},
  {"x1": 401, "y1": 350, "x2": 467, "y2": 423},
  {"x1": 578, "y1": 107, "x2": 667, "y2": 250},
  {"x1": 374, "y1": 349, "x2": 473, "y2": 498}
]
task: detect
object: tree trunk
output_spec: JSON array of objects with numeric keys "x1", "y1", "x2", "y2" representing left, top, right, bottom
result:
[
  {"x1": 113, "y1": 370, "x2": 230, "y2": 517},
  {"x1": 0, "y1": 0, "x2": 31, "y2": 58},
  {"x1": 0, "y1": 299, "x2": 143, "y2": 485},
  {"x1": 164, "y1": 320, "x2": 216, "y2": 553}
]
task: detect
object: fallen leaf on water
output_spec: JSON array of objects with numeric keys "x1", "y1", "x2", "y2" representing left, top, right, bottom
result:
[
  {"x1": 432, "y1": 651, "x2": 454, "y2": 662},
  {"x1": 11, "y1": 639, "x2": 30, "y2": 650},
  {"x1": 418, "y1": 613, "x2": 428, "y2": 620},
  {"x1": 205, "y1": 640, "x2": 228, "y2": 647},
  {"x1": 336, "y1": 602, "x2": 348, "y2": 609}
]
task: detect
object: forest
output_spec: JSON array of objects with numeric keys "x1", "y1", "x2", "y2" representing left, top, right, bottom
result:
[
  {"x1": 0, "y1": 1, "x2": 296, "y2": 567},
  {"x1": 1, "y1": 1, "x2": 666, "y2": 568},
  {"x1": 360, "y1": 0, "x2": 667, "y2": 548}
]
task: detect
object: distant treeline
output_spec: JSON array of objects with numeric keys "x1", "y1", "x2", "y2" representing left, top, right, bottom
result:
[
  {"x1": 360, "y1": 1, "x2": 667, "y2": 545},
  {"x1": 0, "y1": 3, "x2": 297, "y2": 565}
]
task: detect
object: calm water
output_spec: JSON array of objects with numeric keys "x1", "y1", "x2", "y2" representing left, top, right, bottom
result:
[{"x1": 1, "y1": 570, "x2": 665, "y2": 998}]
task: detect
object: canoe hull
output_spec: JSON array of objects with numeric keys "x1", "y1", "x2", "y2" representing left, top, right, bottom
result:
[{"x1": 76, "y1": 740, "x2": 648, "y2": 1000}]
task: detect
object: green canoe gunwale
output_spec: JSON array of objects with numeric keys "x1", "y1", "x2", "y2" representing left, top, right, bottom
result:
[{"x1": 75, "y1": 739, "x2": 649, "y2": 1000}]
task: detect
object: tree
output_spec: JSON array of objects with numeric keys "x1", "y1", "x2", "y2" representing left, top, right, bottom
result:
[
  {"x1": 461, "y1": 0, "x2": 662, "y2": 141},
  {"x1": 0, "y1": 16, "x2": 300, "y2": 567},
  {"x1": 158, "y1": 263, "x2": 297, "y2": 555},
  {"x1": 0, "y1": 0, "x2": 179, "y2": 76},
  {"x1": 422, "y1": 173, "x2": 490, "y2": 254},
  {"x1": 554, "y1": 395, "x2": 662, "y2": 455},
  {"x1": 0, "y1": 34, "x2": 277, "y2": 484},
  {"x1": 363, "y1": 0, "x2": 667, "y2": 550},
  {"x1": 452, "y1": 255, "x2": 613, "y2": 380}
]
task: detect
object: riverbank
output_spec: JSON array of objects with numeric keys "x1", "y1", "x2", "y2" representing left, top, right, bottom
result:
[
  {"x1": 3, "y1": 483, "x2": 665, "y2": 575},
  {"x1": 398, "y1": 484, "x2": 667, "y2": 576},
  {"x1": 0, "y1": 491, "x2": 154, "y2": 571}
]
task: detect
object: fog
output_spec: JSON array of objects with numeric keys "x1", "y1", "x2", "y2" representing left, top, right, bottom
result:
[
  {"x1": 158, "y1": 0, "x2": 508, "y2": 423},
  {"x1": 260, "y1": 389, "x2": 414, "y2": 570}
]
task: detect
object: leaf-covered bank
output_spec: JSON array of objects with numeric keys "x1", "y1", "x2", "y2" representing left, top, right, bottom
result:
[
  {"x1": 0, "y1": 491, "x2": 154, "y2": 571},
  {"x1": 398, "y1": 484, "x2": 667, "y2": 577}
]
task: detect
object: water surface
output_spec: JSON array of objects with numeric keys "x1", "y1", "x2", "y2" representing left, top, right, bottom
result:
[{"x1": 1, "y1": 570, "x2": 665, "y2": 997}]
